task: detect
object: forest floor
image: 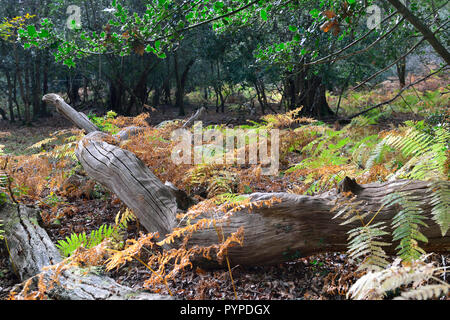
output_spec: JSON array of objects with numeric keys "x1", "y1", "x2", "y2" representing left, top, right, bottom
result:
[{"x1": 0, "y1": 76, "x2": 449, "y2": 300}]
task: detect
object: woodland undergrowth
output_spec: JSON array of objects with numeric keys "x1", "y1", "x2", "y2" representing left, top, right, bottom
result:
[{"x1": 1, "y1": 88, "x2": 449, "y2": 300}]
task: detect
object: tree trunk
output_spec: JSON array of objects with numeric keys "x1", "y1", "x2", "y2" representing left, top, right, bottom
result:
[
  {"x1": 0, "y1": 108, "x2": 7, "y2": 120},
  {"x1": 32, "y1": 55, "x2": 41, "y2": 119},
  {"x1": 284, "y1": 68, "x2": 335, "y2": 119},
  {"x1": 67, "y1": 74, "x2": 80, "y2": 106},
  {"x1": 396, "y1": 56, "x2": 407, "y2": 88},
  {"x1": 126, "y1": 59, "x2": 157, "y2": 115},
  {"x1": 152, "y1": 87, "x2": 161, "y2": 107},
  {"x1": 0, "y1": 203, "x2": 173, "y2": 300},
  {"x1": 13, "y1": 72, "x2": 22, "y2": 122},
  {"x1": 42, "y1": 94, "x2": 99, "y2": 133},
  {"x1": 13, "y1": 44, "x2": 29, "y2": 124},
  {"x1": 174, "y1": 53, "x2": 195, "y2": 116},
  {"x1": 387, "y1": 0, "x2": 450, "y2": 65},
  {"x1": 162, "y1": 59, "x2": 172, "y2": 106},
  {"x1": 43, "y1": 95, "x2": 450, "y2": 267},
  {"x1": 5, "y1": 69, "x2": 15, "y2": 122},
  {"x1": 41, "y1": 51, "x2": 50, "y2": 117},
  {"x1": 74, "y1": 135, "x2": 450, "y2": 265},
  {"x1": 108, "y1": 80, "x2": 123, "y2": 113}
]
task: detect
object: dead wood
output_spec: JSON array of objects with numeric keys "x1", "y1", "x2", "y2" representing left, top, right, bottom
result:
[
  {"x1": 0, "y1": 203, "x2": 173, "y2": 300},
  {"x1": 43, "y1": 94, "x2": 449, "y2": 267}
]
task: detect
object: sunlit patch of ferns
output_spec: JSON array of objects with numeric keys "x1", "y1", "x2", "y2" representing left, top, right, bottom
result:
[
  {"x1": 368, "y1": 124, "x2": 449, "y2": 180},
  {"x1": 55, "y1": 224, "x2": 119, "y2": 257}
]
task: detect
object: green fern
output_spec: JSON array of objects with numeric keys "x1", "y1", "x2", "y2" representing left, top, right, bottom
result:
[
  {"x1": 215, "y1": 193, "x2": 248, "y2": 205},
  {"x1": 350, "y1": 134, "x2": 379, "y2": 168},
  {"x1": 365, "y1": 141, "x2": 393, "y2": 170},
  {"x1": 383, "y1": 125, "x2": 449, "y2": 180},
  {"x1": 346, "y1": 222, "x2": 390, "y2": 272},
  {"x1": 0, "y1": 220, "x2": 4, "y2": 241},
  {"x1": 382, "y1": 191, "x2": 429, "y2": 262},
  {"x1": 56, "y1": 232, "x2": 88, "y2": 257},
  {"x1": 0, "y1": 169, "x2": 7, "y2": 206},
  {"x1": 429, "y1": 180, "x2": 450, "y2": 236},
  {"x1": 56, "y1": 224, "x2": 116, "y2": 257},
  {"x1": 288, "y1": 130, "x2": 350, "y2": 171}
]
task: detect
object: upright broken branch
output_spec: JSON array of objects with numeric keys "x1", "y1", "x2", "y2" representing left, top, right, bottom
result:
[{"x1": 42, "y1": 93, "x2": 99, "y2": 133}]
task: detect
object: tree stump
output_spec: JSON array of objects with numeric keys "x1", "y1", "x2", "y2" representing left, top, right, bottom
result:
[{"x1": 0, "y1": 203, "x2": 173, "y2": 300}]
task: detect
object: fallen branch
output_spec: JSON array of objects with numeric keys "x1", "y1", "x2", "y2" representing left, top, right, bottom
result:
[{"x1": 43, "y1": 94, "x2": 449, "y2": 267}]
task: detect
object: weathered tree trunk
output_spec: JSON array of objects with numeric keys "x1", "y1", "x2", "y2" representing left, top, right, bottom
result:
[
  {"x1": 182, "y1": 107, "x2": 206, "y2": 128},
  {"x1": 73, "y1": 136, "x2": 450, "y2": 266},
  {"x1": 5, "y1": 69, "x2": 15, "y2": 122},
  {"x1": 0, "y1": 203, "x2": 173, "y2": 300},
  {"x1": 42, "y1": 94, "x2": 99, "y2": 133},
  {"x1": 43, "y1": 94, "x2": 449, "y2": 268}
]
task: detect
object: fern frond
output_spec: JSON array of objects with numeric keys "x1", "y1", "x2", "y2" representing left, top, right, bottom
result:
[
  {"x1": 0, "y1": 220, "x2": 4, "y2": 240},
  {"x1": 56, "y1": 224, "x2": 117, "y2": 257},
  {"x1": 382, "y1": 191, "x2": 429, "y2": 262},
  {"x1": 348, "y1": 256, "x2": 438, "y2": 300},
  {"x1": 206, "y1": 171, "x2": 236, "y2": 197},
  {"x1": 0, "y1": 169, "x2": 7, "y2": 206},
  {"x1": 383, "y1": 126, "x2": 449, "y2": 180},
  {"x1": 115, "y1": 208, "x2": 136, "y2": 230},
  {"x1": 347, "y1": 222, "x2": 390, "y2": 272},
  {"x1": 429, "y1": 181, "x2": 450, "y2": 236},
  {"x1": 365, "y1": 141, "x2": 391, "y2": 170},
  {"x1": 394, "y1": 284, "x2": 450, "y2": 300}
]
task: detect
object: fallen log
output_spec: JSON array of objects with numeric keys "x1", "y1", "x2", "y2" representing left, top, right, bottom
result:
[
  {"x1": 76, "y1": 131, "x2": 178, "y2": 237},
  {"x1": 0, "y1": 203, "x2": 173, "y2": 300},
  {"x1": 42, "y1": 94, "x2": 449, "y2": 267},
  {"x1": 73, "y1": 136, "x2": 450, "y2": 265}
]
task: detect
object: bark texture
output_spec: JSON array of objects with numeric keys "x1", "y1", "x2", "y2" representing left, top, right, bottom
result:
[
  {"x1": 42, "y1": 93, "x2": 99, "y2": 133},
  {"x1": 72, "y1": 136, "x2": 450, "y2": 266},
  {"x1": 0, "y1": 203, "x2": 173, "y2": 300}
]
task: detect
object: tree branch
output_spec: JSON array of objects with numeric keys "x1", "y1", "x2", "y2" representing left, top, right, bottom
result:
[{"x1": 386, "y1": 0, "x2": 450, "y2": 65}]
